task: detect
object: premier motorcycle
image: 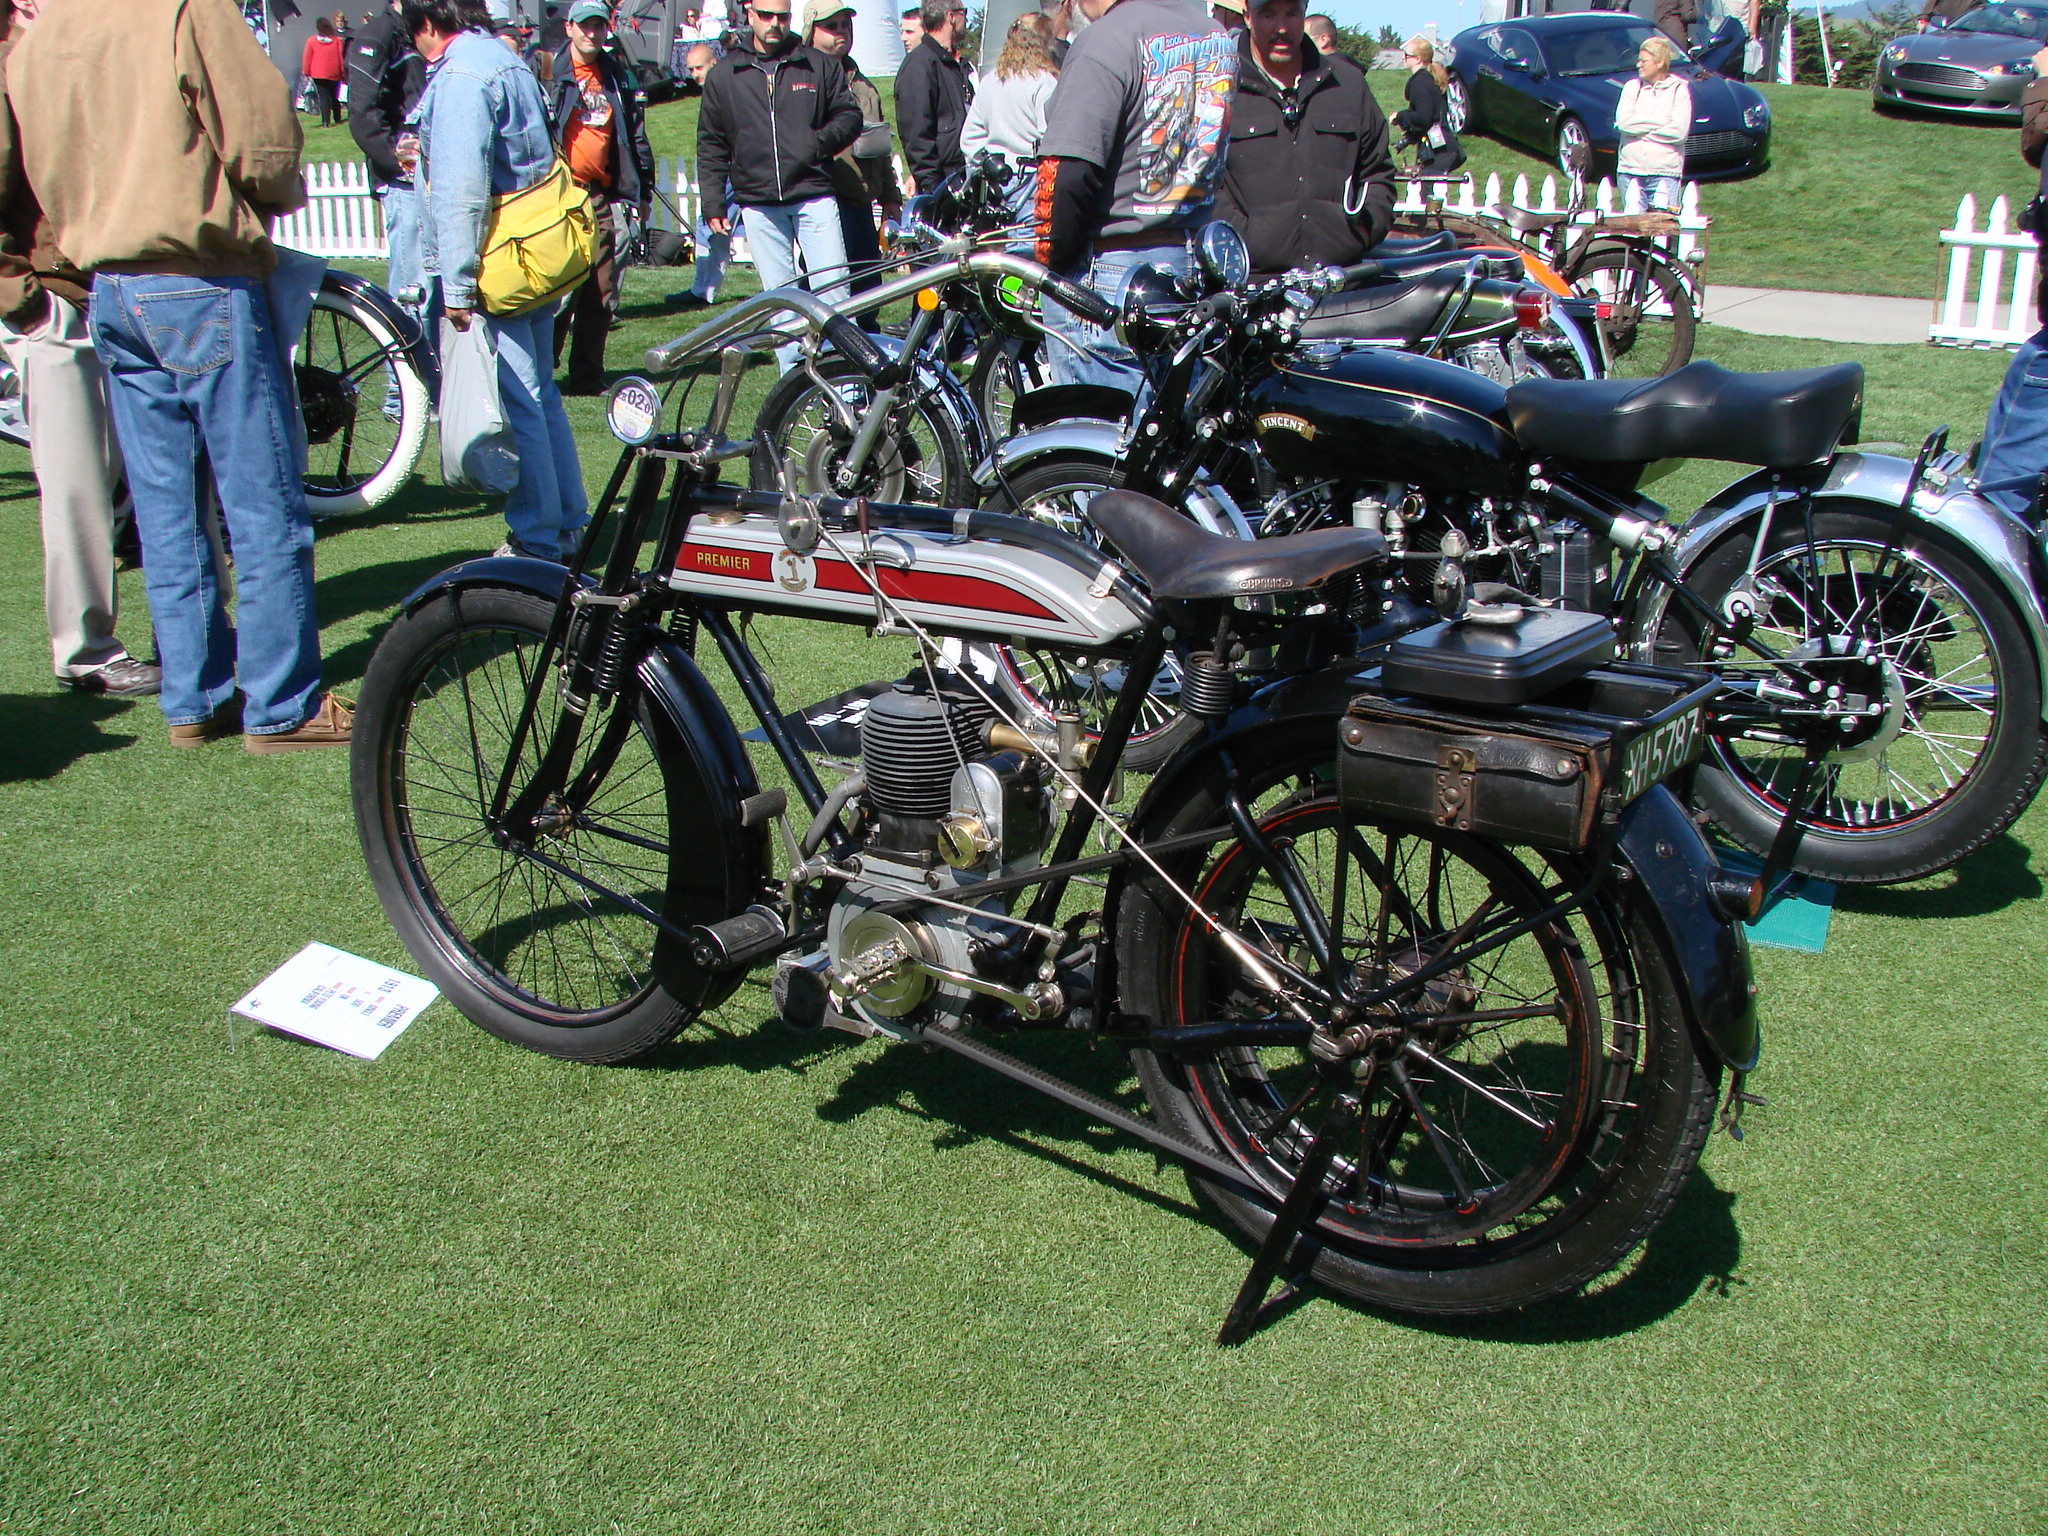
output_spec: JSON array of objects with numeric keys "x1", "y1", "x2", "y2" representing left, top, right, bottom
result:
[{"x1": 350, "y1": 275, "x2": 1760, "y2": 1341}]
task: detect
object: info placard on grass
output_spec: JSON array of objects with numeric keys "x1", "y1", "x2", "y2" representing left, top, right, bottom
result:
[{"x1": 231, "y1": 943, "x2": 438, "y2": 1060}]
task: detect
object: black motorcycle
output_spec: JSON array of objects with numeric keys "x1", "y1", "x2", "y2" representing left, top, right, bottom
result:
[
  {"x1": 987, "y1": 232, "x2": 2048, "y2": 886},
  {"x1": 349, "y1": 282, "x2": 1759, "y2": 1340}
]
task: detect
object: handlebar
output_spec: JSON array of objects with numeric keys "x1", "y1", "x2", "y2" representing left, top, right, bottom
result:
[{"x1": 1041, "y1": 271, "x2": 1118, "y2": 329}]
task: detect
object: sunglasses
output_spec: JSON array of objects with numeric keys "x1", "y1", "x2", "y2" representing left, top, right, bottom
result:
[{"x1": 752, "y1": 5, "x2": 792, "y2": 16}]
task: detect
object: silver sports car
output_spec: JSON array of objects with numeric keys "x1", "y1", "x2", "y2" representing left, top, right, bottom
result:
[{"x1": 1873, "y1": 2, "x2": 2048, "y2": 121}]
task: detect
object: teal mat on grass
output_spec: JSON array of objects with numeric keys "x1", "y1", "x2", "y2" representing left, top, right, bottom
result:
[{"x1": 1716, "y1": 849, "x2": 1836, "y2": 953}]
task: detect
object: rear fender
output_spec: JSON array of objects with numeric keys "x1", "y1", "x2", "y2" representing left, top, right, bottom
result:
[
  {"x1": 1108, "y1": 701, "x2": 1758, "y2": 1073},
  {"x1": 1636, "y1": 453, "x2": 2048, "y2": 723},
  {"x1": 322, "y1": 266, "x2": 436, "y2": 389},
  {"x1": 972, "y1": 419, "x2": 1123, "y2": 490}
]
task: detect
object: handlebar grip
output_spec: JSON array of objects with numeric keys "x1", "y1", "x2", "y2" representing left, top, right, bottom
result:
[
  {"x1": 1339, "y1": 260, "x2": 1385, "y2": 286},
  {"x1": 643, "y1": 334, "x2": 691, "y2": 375},
  {"x1": 822, "y1": 314, "x2": 889, "y2": 378},
  {"x1": 1042, "y1": 273, "x2": 1119, "y2": 328}
]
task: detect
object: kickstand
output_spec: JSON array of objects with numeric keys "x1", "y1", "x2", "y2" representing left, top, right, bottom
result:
[
  {"x1": 1217, "y1": 1090, "x2": 1362, "y2": 1346},
  {"x1": 1747, "y1": 746, "x2": 1825, "y2": 919}
]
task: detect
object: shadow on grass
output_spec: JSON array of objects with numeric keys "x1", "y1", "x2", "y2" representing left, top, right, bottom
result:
[
  {"x1": 0, "y1": 692, "x2": 139, "y2": 781},
  {"x1": 1834, "y1": 830, "x2": 2040, "y2": 921},
  {"x1": 0, "y1": 466, "x2": 40, "y2": 504},
  {"x1": 315, "y1": 547, "x2": 494, "y2": 629},
  {"x1": 312, "y1": 480, "x2": 495, "y2": 534}
]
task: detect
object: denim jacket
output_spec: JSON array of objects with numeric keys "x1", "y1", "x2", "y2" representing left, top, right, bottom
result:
[{"x1": 417, "y1": 30, "x2": 557, "y2": 309}]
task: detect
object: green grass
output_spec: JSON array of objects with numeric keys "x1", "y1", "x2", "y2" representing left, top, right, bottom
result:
[
  {"x1": 2, "y1": 265, "x2": 2046, "y2": 1531},
  {"x1": 1367, "y1": 74, "x2": 2036, "y2": 299}
]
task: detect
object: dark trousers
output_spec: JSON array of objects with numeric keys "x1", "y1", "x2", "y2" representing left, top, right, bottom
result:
[
  {"x1": 309, "y1": 78, "x2": 341, "y2": 127},
  {"x1": 837, "y1": 194, "x2": 882, "y2": 298},
  {"x1": 552, "y1": 185, "x2": 618, "y2": 386}
]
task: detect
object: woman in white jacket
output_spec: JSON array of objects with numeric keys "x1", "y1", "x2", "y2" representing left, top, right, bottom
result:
[
  {"x1": 959, "y1": 13, "x2": 1059, "y2": 232},
  {"x1": 1613, "y1": 35, "x2": 1690, "y2": 214}
]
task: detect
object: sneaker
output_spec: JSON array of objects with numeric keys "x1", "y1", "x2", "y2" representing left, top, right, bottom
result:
[
  {"x1": 664, "y1": 291, "x2": 710, "y2": 312},
  {"x1": 168, "y1": 693, "x2": 243, "y2": 748},
  {"x1": 63, "y1": 655, "x2": 162, "y2": 697},
  {"x1": 244, "y1": 693, "x2": 353, "y2": 754},
  {"x1": 493, "y1": 538, "x2": 564, "y2": 562}
]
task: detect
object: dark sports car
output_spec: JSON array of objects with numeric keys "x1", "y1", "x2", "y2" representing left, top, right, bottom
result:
[
  {"x1": 1873, "y1": 2, "x2": 2048, "y2": 121},
  {"x1": 1445, "y1": 12, "x2": 1772, "y2": 179}
]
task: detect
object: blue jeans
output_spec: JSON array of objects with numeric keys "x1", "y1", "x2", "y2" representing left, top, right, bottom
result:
[
  {"x1": 692, "y1": 212, "x2": 732, "y2": 300},
  {"x1": 376, "y1": 180, "x2": 438, "y2": 392},
  {"x1": 739, "y1": 197, "x2": 850, "y2": 373},
  {"x1": 1044, "y1": 238, "x2": 1195, "y2": 396},
  {"x1": 489, "y1": 301, "x2": 587, "y2": 555},
  {"x1": 1621, "y1": 174, "x2": 1682, "y2": 214},
  {"x1": 88, "y1": 273, "x2": 323, "y2": 733},
  {"x1": 1979, "y1": 327, "x2": 2048, "y2": 516}
]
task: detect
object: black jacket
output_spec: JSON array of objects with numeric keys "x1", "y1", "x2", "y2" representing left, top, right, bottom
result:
[
  {"x1": 894, "y1": 35, "x2": 973, "y2": 191},
  {"x1": 1395, "y1": 68, "x2": 1463, "y2": 166},
  {"x1": 698, "y1": 39, "x2": 862, "y2": 208},
  {"x1": 546, "y1": 43, "x2": 656, "y2": 206},
  {"x1": 346, "y1": 8, "x2": 425, "y2": 188},
  {"x1": 1217, "y1": 44, "x2": 1394, "y2": 275}
]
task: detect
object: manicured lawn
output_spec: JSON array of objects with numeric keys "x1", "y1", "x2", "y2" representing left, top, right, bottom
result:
[
  {"x1": 1366, "y1": 72, "x2": 2035, "y2": 299},
  {"x1": 1, "y1": 240, "x2": 2044, "y2": 1533}
]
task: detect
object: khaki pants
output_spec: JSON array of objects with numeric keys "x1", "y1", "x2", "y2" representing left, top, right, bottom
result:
[{"x1": 0, "y1": 294, "x2": 130, "y2": 678}]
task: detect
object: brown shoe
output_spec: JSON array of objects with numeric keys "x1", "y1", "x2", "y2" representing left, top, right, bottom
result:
[
  {"x1": 168, "y1": 694, "x2": 243, "y2": 747},
  {"x1": 245, "y1": 693, "x2": 353, "y2": 754}
]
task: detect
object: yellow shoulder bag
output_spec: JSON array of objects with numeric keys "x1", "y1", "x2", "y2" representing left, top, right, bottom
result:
[{"x1": 475, "y1": 159, "x2": 598, "y2": 317}]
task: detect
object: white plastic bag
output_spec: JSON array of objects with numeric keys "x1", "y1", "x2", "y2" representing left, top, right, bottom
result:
[
  {"x1": 438, "y1": 319, "x2": 520, "y2": 494},
  {"x1": 1743, "y1": 37, "x2": 1764, "y2": 76}
]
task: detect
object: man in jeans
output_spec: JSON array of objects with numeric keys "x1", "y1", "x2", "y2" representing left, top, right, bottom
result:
[
  {"x1": 546, "y1": 0, "x2": 653, "y2": 393},
  {"x1": 411, "y1": 0, "x2": 588, "y2": 561},
  {"x1": 695, "y1": 0, "x2": 861, "y2": 371},
  {"x1": 0, "y1": 0, "x2": 158, "y2": 699},
  {"x1": 10, "y1": 0, "x2": 347, "y2": 751},
  {"x1": 1976, "y1": 42, "x2": 2048, "y2": 514},
  {"x1": 1034, "y1": 0, "x2": 1236, "y2": 395},
  {"x1": 664, "y1": 43, "x2": 734, "y2": 311}
]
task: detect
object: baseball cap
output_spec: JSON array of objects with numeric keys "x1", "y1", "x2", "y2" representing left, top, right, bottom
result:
[
  {"x1": 1211, "y1": 0, "x2": 1245, "y2": 13},
  {"x1": 566, "y1": 0, "x2": 612, "y2": 23},
  {"x1": 802, "y1": 0, "x2": 854, "y2": 26}
]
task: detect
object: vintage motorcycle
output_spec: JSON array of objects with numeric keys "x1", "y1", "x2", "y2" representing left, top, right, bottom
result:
[
  {"x1": 350, "y1": 274, "x2": 1760, "y2": 1340},
  {"x1": 985, "y1": 230, "x2": 2048, "y2": 885}
]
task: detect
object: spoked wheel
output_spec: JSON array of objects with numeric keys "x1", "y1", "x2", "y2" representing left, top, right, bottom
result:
[
  {"x1": 748, "y1": 354, "x2": 972, "y2": 507},
  {"x1": 1119, "y1": 731, "x2": 1717, "y2": 1316},
  {"x1": 1445, "y1": 74, "x2": 1474, "y2": 134},
  {"x1": 1662, "y1": 505, "x2": 2048, "y2": 884},
  {"x1": 977, "y1": 453, "x2": 1202, "y2": 772},
  {"x1": 969, "y1": 333, "x2": 1051, "y2": 442},
  {"x1": 1571, "y1": 245, "x2": 1695, "y2": 377},
  {"x1": 1555, "y1": 115, "x2": 1592, "y2": 177},
  {"x1": 299, "y1": 283, "x2": 430, "y2": 517},
  {"x1": 351, "y1": 586, "x2": 711, "y2": 1062}
]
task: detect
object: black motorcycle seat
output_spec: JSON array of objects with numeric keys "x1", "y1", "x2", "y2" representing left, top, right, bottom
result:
[
  {"x1": 1086, "y1": 490, "x2": 1386, "y2": 601},
  {"x1": 1504, "y1": 360, "x2": 1865, "y2": 467},
  {"x1": 1374, "y1": 231, "x2": 1461, "y2": 258},
  {"x1": 1300, "y1": 267, "x2": 1467, "y2": 343}
]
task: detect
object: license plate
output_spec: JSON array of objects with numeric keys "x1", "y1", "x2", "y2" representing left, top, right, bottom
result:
[{"x1": 1617, "y1": 708, "x2": 1704, "y2": 803}]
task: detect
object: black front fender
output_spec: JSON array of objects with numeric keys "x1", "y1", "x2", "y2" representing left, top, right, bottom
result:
[{"x1": 402, "y1": 554, "x2": 584, "y2": 615}]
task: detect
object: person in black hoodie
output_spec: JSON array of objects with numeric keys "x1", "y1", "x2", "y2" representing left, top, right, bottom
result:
[
  {"x1": 697, "y1": 0, "x2": 861, "y2": 369},
  {"x1": 893, "y1": 0, "x2": 972, "y2": 194},
  {"x1": 1217, "y1": 0, "x2": 1392, "y2": 277},
  {"x1": 1395, "y1": 37, "x2": 1464, "y2": 173},
  {"x1": 545, "y1": 0, "x2": 655, "y2": 392},
  {"x1": 348, "y1": 0, "x2": 433, "y2": 371}
]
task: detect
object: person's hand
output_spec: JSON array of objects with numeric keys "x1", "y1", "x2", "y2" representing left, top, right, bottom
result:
[
  {"x1": 708, "y1": 215, "x2": 731, "y2": 236},
  {"x1": 446, "y1": 306, "x2": 473, "y2": 331}
]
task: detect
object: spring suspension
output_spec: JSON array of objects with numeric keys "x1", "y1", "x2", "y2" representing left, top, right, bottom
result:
[
  {"x1": 1180, "y1": 651, "x2": 1236, "y2": 722},
  {"x1": 589, "y1": 612, "x2": 634, "y2": 699},
  {"x1": 667, "y1": 606, "x2": 699, "y2": 654}
]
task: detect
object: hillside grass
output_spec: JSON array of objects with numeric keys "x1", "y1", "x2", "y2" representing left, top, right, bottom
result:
[{"x1": 2, "y1": 245, "x2": 2044, "y2": 1532}]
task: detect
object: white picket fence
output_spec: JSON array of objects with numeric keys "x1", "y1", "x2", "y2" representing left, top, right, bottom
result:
[
  {"x1": 1392, "y1": 170, "x2": 1710, "y2": 269},
  {"x1": 1932, "y1": 194, "x2": 2037, "y2": 350}
]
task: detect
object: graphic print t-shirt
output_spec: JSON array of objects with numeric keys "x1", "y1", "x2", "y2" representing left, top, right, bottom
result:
[
  {"x1": 563, "y1": 59, "x2": 616, "y2": 188},
  {"x1": 1035, "y1": 0, "x2": 1235, "y2": 238}
]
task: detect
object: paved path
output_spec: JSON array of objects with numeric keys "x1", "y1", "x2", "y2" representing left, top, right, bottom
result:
[{"x1": 1703, "y1": 286, "x2": 1933, "y2": 346}]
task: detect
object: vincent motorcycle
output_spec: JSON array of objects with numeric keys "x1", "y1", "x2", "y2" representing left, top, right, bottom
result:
[{"x1": 985, "y1": 229, "x2": 2048, "y2": 885}]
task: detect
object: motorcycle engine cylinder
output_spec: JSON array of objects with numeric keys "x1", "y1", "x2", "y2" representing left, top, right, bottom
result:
[{"x1": 860, "y1": 678, "x2": 994, "y2": 820}]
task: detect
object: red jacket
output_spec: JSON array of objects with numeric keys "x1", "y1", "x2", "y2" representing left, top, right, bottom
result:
[{"x1": 302, "y1": 35, "x2": 345, "y2": 81}]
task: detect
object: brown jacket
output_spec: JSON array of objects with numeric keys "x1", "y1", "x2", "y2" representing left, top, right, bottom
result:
[
  {"x1": 0, "y1": 35, "x2": 87, "y2": 326},
  {"x1": 827, "y1": 64, "x2": 902, "y2": 213},
  {"x1": 7, "y1": 0, "x2": 305, "y2": 280}
]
